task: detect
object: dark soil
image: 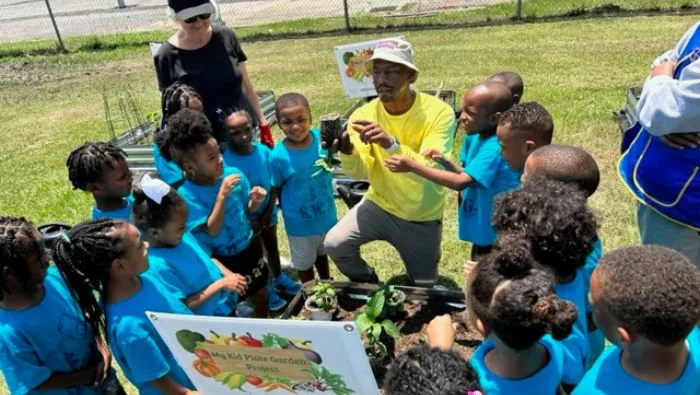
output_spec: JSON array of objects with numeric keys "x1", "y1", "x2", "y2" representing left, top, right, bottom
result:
[{"x1": 299, "y1": 293, "x2": 483, "y2": 385}]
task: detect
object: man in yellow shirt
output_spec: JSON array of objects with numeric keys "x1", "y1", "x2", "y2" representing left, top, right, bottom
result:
[{"x1": 324, "y1": 38, "x2": 456, "y2": 287}]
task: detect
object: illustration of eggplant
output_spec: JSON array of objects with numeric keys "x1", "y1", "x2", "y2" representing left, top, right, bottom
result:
[{"x1": 283, "y1": 341, "x2": 322, "y2": 364}]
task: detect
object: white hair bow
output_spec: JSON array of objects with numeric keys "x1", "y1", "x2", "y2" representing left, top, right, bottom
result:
[{"x1": 140, "y1": 174, "x2": 171, "y2": 204}]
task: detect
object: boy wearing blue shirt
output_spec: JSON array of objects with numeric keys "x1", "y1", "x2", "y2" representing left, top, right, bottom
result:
[
  {"x1": 522, "y1": 144, "x2": 606, "y2": 365},
  {"x1": 223, "y1": 110, "x2": 300, "y2": 312},
  {"x1": 385, "y1": 81, "x2": 518, "y2": 260},
  {"x1": 159, "y1": 108, "x2": 270, "y2": 318},
  {"x1": 270, "y1": 93, "x2": 338, "y2": 283},
  {"x1": 575, "y1": 246, "x2": 700, "y2": 394},
  {"x1": 66, "y1": 142, "x2": 134, "y2": 221}
]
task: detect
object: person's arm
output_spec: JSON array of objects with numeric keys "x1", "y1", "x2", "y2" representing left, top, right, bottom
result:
[
  {"x1": 393, "y1": 110, "x2": 456, "y2": 167},
  {"x1": 385, "y1": 156, "x2": 474, "y2": 191},
  {"x1": 240, "y1": 62, "x2": 267, "y2": 126},
  {"x1": 247, "y1": 186, "x2": 267, "y2": 214},
  {"x1": 150, "y1": 375, "x2": 199, "y2": 395},
  {"x1": 260, "y1": 187, "x2": 277, "y2": 226},
  {"x1": 426, "y1": 314, "x2": 455, "y2": 351},
  {"x1": 185, "y1": 275, "x2": 247, "y2": 309},
  {"x1": 206, "y1": 174, "x2": 241, "y2": 236},
  {"x1": 34, "y1": 369, "x2": 96, "y2": 390}
]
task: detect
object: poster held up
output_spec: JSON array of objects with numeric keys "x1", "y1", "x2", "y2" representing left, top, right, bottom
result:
[
  {"x1": 333, "y1": 36, "x2": 404, "y2": 99},
  {"x1": 147, "y1": 312, "x2": 379, "y2": 394}
]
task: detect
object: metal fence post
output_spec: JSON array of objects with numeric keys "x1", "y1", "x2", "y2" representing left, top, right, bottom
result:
[
  {"x1": 43, "y1": 0, "x2": 66, "y2": 52},
  {"x1": 343, "y1": 0, "x2": 351, "y2": 32},
  {"x1": 515, "y1": 0, "x2": 523, "y2": 19}
]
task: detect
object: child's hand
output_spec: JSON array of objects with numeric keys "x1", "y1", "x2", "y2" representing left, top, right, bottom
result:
[
  {"x1": 384, "y1": 155, "x2": 414, "y2": 173},
  {"x1": 464, "y1": 260, "x2": 478, "y2": 278},
  {"x1": 220, "y1": 274, "x2": 248, "y2": 295},
  {"x1": 426, "y1": 314, "x2": 456, "y2": 351},
  {"x1": 249, "y1": 186, "x2": 267, "y2": 204},
  {"x1": 218, "y1": 174, "x2": 241, "y2": 200},
  {"x1": 421, "y1": 148, "x2": 443, "y2": 161},
  {"x1": 92, "y1": 340, "x2": 112, "y2": 386},
  {"x1": 651, "y1": 61, "x2": 675, "y2": 78},
  {"x1": 660, "y1": 132, "x2": 700, "y2": 149}
]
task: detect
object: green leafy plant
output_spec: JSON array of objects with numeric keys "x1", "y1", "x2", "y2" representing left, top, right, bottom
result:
[
  {"x1": 308, "y1": 283, "x2": 337, "y2": 312},
  {"x1": 304, "y1": 363, "x2": 355, "y2": 395},
  {"x1": 354, "y1": 289, "x2": 400, "y2": 359}
]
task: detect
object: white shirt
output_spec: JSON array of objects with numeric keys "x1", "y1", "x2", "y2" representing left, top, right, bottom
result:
[{"x1": 637, "y1": 22, "x2": 700, "y2": 136}]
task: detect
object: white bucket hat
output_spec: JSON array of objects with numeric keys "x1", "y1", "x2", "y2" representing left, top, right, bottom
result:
[{"x1": 364, "y1": 38, "x2": 420, "y2": 74}]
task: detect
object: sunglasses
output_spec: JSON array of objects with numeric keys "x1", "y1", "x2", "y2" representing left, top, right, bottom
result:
[{"x1": 184, "y1": 13, "x2": 211, "y2": 24}]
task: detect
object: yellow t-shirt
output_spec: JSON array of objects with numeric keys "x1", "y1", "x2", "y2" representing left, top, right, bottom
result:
[{"x1": 340, "y1": 92, "x2": 456, "y2": 221}]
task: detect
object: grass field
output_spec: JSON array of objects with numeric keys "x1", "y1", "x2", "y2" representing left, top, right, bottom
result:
[{"x1": 0, "y1": 14, "x2": 696, "y2": 393}]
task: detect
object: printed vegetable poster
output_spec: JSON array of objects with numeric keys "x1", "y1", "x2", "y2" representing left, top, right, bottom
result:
[
  {"x1": 147, "y1": 312, "x2": 379, "y2": 394},
  {"x1": 333, "y1": 36, "x2": 404, "y2": 98}
]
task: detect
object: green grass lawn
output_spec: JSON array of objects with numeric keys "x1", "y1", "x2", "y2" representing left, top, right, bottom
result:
[{"x1": 0, "y1": 14, "x2": 696, "y2": 393}]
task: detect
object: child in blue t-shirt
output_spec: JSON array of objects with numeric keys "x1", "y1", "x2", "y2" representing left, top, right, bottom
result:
[
  {"x1": 131, "y1": 175, "x2": 248, "y2": 316},
  {"x1": 0, "y1": 216, "x2": 124, "y2": 395},
  {"x1": 159, "y1": 108, "x2": 270, "y2": 318},
  {"x1": 521, "y1": 143, "x2": 606, "y2": 366},
  {"x1": 53, "y1": 218, "x2": 197, "y2": 395},
  {"x1": 67, "y1": 141, "x2": 134, "y2": 221},
  {"x1": 269, "y1": 93, "x2": 338, "y2": 283},
  {"x1": 466, "y1": 233, "x2": 577, "y2": 394},
  {"x1": 222, "y1": 109, "x2": 301, "y2": 312},
  {"x1": 384, "y1": 81, "x2": 518, "y2": 261},
  {"x1": 574, "y1": 246, "x2": 700, "y2": 394},
  {"x1": 493, "y1": 175, "x2": 599, "y2": 386},
  {"x1": 154, "y1": 81, "x2": 205, "y2": 186}
]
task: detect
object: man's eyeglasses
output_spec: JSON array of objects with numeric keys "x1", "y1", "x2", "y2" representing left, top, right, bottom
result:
[{"x1": 184, "y1": 13, "x2": 211, "y2": 24}]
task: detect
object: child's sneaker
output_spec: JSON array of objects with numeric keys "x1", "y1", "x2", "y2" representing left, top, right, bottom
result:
[
  {"x1": 267, "y1": 283, "x2": 288, "y2": 312},
  {"x1": 274, "y1": 272, "x2": 302, "y2": 295},
  {"x1": 236, "y1": 302, "x2": 254, "y2": 318}
]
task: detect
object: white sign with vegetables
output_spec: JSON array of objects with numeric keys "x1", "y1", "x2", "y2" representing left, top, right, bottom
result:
[
  {"x1": 147, "y1": 312, "x2": 379, "y2": 394},
  {"x1": 333, "y1": 37, "x2": 404, "y2": 98}
]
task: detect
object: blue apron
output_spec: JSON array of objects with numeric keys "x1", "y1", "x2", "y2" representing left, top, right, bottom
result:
[{"x1": 619, "y1": 25, "x2": 700, "y2": 230}]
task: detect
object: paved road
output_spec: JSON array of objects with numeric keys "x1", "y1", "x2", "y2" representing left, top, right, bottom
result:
[{"x1": 0, "y1": 0, "x2": 500, "y2": 43}]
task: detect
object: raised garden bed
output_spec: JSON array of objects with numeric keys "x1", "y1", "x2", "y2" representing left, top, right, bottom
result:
[{"x1": 281, "y1": 281, "x2": 482, "y2": 386}]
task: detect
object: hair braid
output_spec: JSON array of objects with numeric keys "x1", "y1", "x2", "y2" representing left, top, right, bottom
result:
[
  {"x1": 0, "y1": 216, "x2": 41, "y2": 301},
  {"x1": 66, "y1": 142, "x2": 127, "y2": 191},
  {"x1": 162, "y1": 82, "x2": 203, "y2": 121},
  {"x1": 53, "y1": 218, "x2": 126, "y2": 340}
]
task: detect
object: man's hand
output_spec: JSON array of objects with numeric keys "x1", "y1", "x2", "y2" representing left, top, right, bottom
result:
[
  {"x1": 352, "y1": 120, "x2": 394, "y2": 149},
  {"x1": 650, "y1": 61, "x2": 675, "y2": 78},
  {"x1": 384, "y1": 155, "x2": 414, "y2": 173},
  {"x1": 426, "y1": 314, "x2": 456, "y2": 351},
  {"x1": 249, "y1": 186, "x2": 267, "y2": 204},
  {"x1": 660, "y1": 132, "x2": 700, "y2": 149},
  {"x1": 330, "y1": 131, "x2": 354, "y2": 155},
  {"x1": 218, "y1": 174, "x2": 241, "y2": 200}
]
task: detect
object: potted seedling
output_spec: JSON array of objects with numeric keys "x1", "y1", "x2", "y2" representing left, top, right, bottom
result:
[
  {"x1": 384, "y1": 285, "x2": 406, "y2": 315},
  {"x1": 304, "y1": 283, "x2": 337, "y2": 321},
  {"x1": 355, "y1": 289, "x2": 400, "y2": 372}
]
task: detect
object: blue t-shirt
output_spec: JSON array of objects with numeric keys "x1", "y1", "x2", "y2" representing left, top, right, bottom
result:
[
  {"x1": 270, "y1": 129, "x2": 338, "y2": 237},
  {"x1": 148, "y1": 232, "x2": 234, "y2": 316},
  {"x1": 555, "y1": 270, "x2": 590, "y2": 384},
  {"x1": 0, "y1": 267, "x2": 115, "y2": 395},
  {"x1": 153, "y1": 143, "x2": 184, "y2": 186},
  {"x1": 458, "y1": 133, "x2": 521, "y2": 246},
  {"x1": 583, "y1": 237, "x2": 605, "y2": 366},
  {"x1": 471, "y1": 334, "x2": 564, "y2": 395},
  {"x1": 91, "y1": 194, "x2": 135, "y2": 221},
  {"x1": 106, "y1": 275, "x2": 194, "y2": 395},
  {"x1": 573, "y1": 327, "x2": 700, "y2": 395},
  {"x1": 178, "y1": 166, "x2": 254, "y2": 256},
  {"x1": 222, "y1": 143, "x2": 278, "y2": 226}
]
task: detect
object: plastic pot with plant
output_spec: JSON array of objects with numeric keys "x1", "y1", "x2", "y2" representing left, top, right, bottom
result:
[
  {"x1": 304, "y1": 283, "x2": 337, "y2": 321},
  {"x1": 355, "y1": 288, "x2": 400, "y2": 370}
]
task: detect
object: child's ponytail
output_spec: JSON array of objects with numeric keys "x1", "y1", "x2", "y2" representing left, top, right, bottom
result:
[
  {"x1": 53, "y1": 218, "x2": 126, "y2": 340},
  {"x1": 492, "y1": 234, "x2": 535, "y2": 278},
  {"x1": 532, "y1": 294, "x2": 577, "y2": 340}
]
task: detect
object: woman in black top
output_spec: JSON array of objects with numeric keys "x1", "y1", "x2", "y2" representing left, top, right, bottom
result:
[{"x1": 154, "y1": 0, "x2": 269, "y2": 142}]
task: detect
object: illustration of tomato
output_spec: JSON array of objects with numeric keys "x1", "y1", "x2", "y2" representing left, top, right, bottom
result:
[
  {"x1": 247, "y1": 375, "x2": 263, "y2": 386},
  {"x1": 345, "y1": 66, "x2": 356, "y2": 77},
  {"x1": 235, "y1": 332, "x2": 263, "y2": 348},
  {"x1": 193, "y1": 359, "x2": 220, "y2": 377},
  {"x1": 194, "y1": 348, "x2": 212, "y2": 361}
]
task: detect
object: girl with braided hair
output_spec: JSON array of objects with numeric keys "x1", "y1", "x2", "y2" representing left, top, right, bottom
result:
[
  {"x1": 154, "y1": 81, "x2": 205, "y2": 186},
  {"x1": 0, "y1": 216, "x2": 124, "y2": 394},
  {"x1": 53, "y1": 218, "x2": 199, "y2": 395}
]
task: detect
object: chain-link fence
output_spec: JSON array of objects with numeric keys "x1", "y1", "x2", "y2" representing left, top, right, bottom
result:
[{"x1": 1, "y1": 0, "x2": 698, "y2": 53}]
